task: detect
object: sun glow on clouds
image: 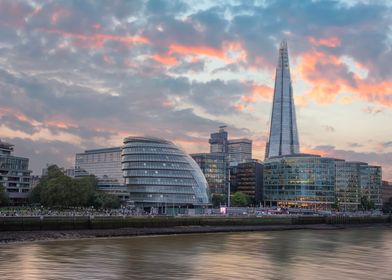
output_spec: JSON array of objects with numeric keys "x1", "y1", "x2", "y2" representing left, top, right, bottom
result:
[
  {"x1": 298, "y1": 47, "x2": 392, "y2": 106},
  {"x1": 44, "y1": 29, "x2": 150, "y2": 49}
]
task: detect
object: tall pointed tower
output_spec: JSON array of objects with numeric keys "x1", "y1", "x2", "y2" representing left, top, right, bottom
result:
[{"x1": 265, "y1": 40, "x2": 300, "y2": 158}]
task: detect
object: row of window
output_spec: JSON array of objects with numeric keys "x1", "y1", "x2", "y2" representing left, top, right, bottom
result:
[
  {"x1": 122, "y1": 155, "x2": 188, "y2": 163},
  {"x1": 123, "y1": 169, "x2": 193, "y2": 179}
]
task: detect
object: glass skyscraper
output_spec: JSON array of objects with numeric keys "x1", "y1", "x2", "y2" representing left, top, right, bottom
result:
[{"x1": 265, "y1": 40, "x2": 300, "y2": 158}]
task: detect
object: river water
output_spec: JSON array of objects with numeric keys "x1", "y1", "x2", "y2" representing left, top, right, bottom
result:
[{"x1": 0, "y1": 227, "x2": 391, "y2": 280}]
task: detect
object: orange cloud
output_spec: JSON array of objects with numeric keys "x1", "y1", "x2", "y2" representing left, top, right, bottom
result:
[
  {"x1": 308, "y1": 36, "x2": 341, "y2": 48},
  {"x1": 234, "y1": 103, "x2": 246, "y2": 112},
  {"x1": 241, "y1": 84, "x2": 273, "y2": 103},
  {"x1": 169, "y1": 43, "x2": 224, "y2": 59},
  {"x1": 297, "y1": 49, "x2": 392, "y2": 106},
  {"x1": 45, "y1": 29, "x2": 150, "y2": 49},
  {"x1": 152, "y1": 54, "x2": 178, "y2": 65},
  {"x1": 301, "y1": 146, "x2": 330, "y2": 157}
]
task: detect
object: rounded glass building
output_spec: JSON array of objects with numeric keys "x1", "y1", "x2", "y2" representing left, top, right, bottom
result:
[{"x1": 122, "y1": 137, "x2": 210, "y2": 214}]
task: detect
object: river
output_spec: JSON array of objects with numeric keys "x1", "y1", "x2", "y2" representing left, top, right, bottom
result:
[{"x1": 0, "y1": 227, "x2": 391, "y2": 280}]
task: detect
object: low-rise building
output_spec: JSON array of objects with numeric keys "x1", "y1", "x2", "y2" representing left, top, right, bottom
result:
[
  {"x1": 263, "y1": 154, "x2": 336, "y2": 209},
  {"x1": 0, "y1": 139, "x2": 32, "y2": 203}
]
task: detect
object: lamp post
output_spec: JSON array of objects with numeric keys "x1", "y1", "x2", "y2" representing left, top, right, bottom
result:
[{"x1": 227, "y1": 167, "x2": 231, "y2": 208}]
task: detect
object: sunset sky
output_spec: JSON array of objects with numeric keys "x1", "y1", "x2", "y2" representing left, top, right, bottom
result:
[{"x1": 0, "y1": 0, "x2": 391, "y2": 180}]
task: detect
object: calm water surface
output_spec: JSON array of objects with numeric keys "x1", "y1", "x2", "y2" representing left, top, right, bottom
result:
[{"x1": 1, "y1": 227, "x2": 391, "y2": 280}]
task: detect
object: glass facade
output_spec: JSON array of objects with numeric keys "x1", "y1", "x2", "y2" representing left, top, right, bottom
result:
[
  {"x1": 266, "y1": 40, "x2": 300, "y2": 158},
  {"x1": 191, "y1": 153, "x2": 227, "y2": 196},
  {"x1": 335, "y1": 160, "x2": 361, "y2": 211},
  {"x1": 228, "y1": 139, "x2": 252, "y2": 164},
  {"x1": 234, "y1": 161, "x2": 263, "y2": 204},
  {"x1": 75, "y1": 147, "x2": 129, "y2": 200},
  {"x1": 360, "y1": 164, "x2": 382, "y2": 208},
  {"x1": 263, "y1": 155, "x2": 335, "y2": 209},
  {"x1": 0, "y1": 140, "x2": 32, "y2": 202},
  {"x1": 263, "y1": 155, "x2": 383, "y2": 210},
  {"x1": 122, "y1": 137, "x2": 210, "y2": 212}
]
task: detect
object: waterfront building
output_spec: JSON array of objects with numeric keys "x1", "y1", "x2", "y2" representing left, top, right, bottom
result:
[
  {"x1": 335, "y1": 160, "x2": 361, "y2": 211},
  {"x1": 228, "y1": 138, "x2": 252, "y2": 164},
  {"x1": 265, "y1": 40, "x2": 300, "y2": 158},
  {"x1": 0, "y1": 139, "x2": 32, "y2": 203},
  {"x1": 381, "y1": 181, "x2": 392, "y2": 204},
  {"x1": 359, "y1": 164, "x2": 382, "y2": 209},
  {"x1": 234, "y1": 160, "x2": 263, "y2": 205},
  {"x1": 263, "y1": 154, "x2": 336, "y2": 209},
  {"x1": 191, "y1": 153, "x2": 227, "y2": 197},
  {"x1": 75, "y1": 147, "x2": 129, "y2": 201},
  {"x1": 122, "y1": 137, "x2": 210, "y2": 214}
]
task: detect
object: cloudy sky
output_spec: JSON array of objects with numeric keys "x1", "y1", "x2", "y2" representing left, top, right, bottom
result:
[{"x1": 0, "y1": 0, "x2": 391, "y2": 180}]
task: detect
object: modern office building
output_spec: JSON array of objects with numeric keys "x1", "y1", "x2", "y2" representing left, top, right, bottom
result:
[
  {"x1": 75, "y1": 147, "x2": 129, "y2": 200},
  {"x1": 265, "y1": 40, "x2": 300, "y2": 158},
  {"x1": 209, "y1": 126, "x2": 229, "y2": 154},
  {"x1": 0, "y1": 139, "x2": 32, "y2": 203},
  {"x1": 228, "y1": 138, "x2": 252, "y2": 164},
  {"x1": 360, "y1": 164, "x2": 382, "y2": 209},
  {"x1": 335, "y1": 160, "x2": 361, "y2": 211},
  {"x1": 234, "y1": 160, "x2": 263, "y2": 205},
  {"x1": 191, "y1": 153, "x2": 227, "y2": 197},
  {"x1": 263, "y1": 154, "x2": 336, "y2": 209},
  {"x1": 122, "y1": 137, "x2": 210, "y2": 214},
  {"x1": 263, "y1": 154, "x2": 382, "y2": 210}
]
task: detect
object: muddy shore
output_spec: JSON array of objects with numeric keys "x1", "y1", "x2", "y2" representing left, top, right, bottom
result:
[{"x1": 1, "y1": 223, "x2": 391, "y2": 244}]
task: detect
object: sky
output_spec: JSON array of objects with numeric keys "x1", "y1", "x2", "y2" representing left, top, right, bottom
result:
[{"x1": 0, "y1": 0, "x2": 391, "y2": 180}]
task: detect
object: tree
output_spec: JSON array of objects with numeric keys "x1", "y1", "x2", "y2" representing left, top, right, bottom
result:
[
  {"x1": 93, "y1": 192, "x2": 121, "y2": 209},
  {"x1": 30, "y1": 164, "x2": 120, "y2": 209},
  {"x1": 231, "y1": 192, "x2": 250, "y2": 207},
  {"x1": 211, "y1": 194, "x2": 226, "y2": 208},
  {"x1": 360, "y1": 195, "x2": 375, "y2": 211},
  {"x1": 332, "y1": 197, "x2": 340, "y2": 211},
  {"x1": 0, "y1": 184, "x2": 10, "y2": 206}
]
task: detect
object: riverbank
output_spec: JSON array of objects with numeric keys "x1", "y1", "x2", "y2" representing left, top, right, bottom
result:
[{"x1": 1, "y1": 223, "x2": 391, "y2": 244}]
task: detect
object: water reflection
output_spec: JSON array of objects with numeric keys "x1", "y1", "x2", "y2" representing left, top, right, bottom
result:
[{"x1": 0, "y1": 227, "x2": 391, "y2": 280}]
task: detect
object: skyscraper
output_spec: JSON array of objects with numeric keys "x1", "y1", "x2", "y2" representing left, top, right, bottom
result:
[{"x1": 265, "y1": 40, "x2": 300, "y2": 158}]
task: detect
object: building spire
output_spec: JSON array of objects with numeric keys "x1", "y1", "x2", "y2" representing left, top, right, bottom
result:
[{"x1": 265, "y1": 40, "x2": 300, "y2": 158}]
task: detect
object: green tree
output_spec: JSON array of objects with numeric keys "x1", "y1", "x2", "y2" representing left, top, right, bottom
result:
[
  {"x1": 211, "y1": 194, "x2": 226, "y2": 208},
  {"x1": 360, "y1": 195, "x2": 375, "y2": 211},
  {"x1": 0, "y1": 184, "x2": 10, "y2": 206},
  {"x1": 93, "y1": 192, "x2": 121, "y2": 209},
  {"x1": 231, "y1": 192, "x2": 250, "y2": 207},
  {"x1": 30, "y1": 165, "x2": 120, "y2": 209},
  {"x1": 332, "y1": 197, "x2": 340, "y2": 211}
]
